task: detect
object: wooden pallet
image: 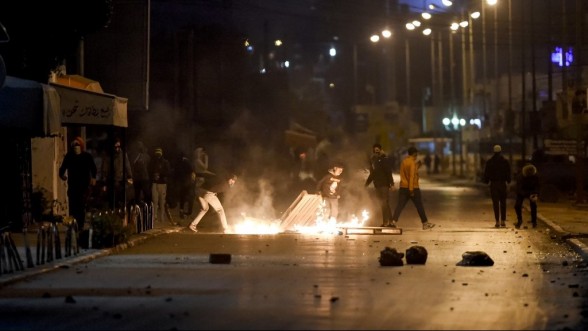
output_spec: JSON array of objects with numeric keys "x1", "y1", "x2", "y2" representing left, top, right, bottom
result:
[{"x1": 337, "y1": 226, "x2": 402, "y2": 235}]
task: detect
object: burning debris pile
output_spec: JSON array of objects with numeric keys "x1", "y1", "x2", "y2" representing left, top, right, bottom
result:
[{"x1": 231, "y1": 191, "x2": 368, "y2": 235}]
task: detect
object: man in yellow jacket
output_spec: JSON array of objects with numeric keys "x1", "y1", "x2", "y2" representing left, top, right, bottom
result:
[{"x1": 390, "y1": 147, "x2": 435, "y2": 230}]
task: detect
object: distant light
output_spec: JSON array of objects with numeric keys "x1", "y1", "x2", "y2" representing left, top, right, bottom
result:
[
  {"x1": 428, "y1": 4, "x2": 436, "y2": 10},
  {"x1": 246, "y1": 45, "x2": 254, "y2": 53},
  {"x1": 422, "y1": 12, "x2": 432, "y2": 20},
  {"x1": 329, "y1": 47, "x2": 337, "y2": 57},
  {"x1": 442, "y1": 118, "x2": 451, "y2": 126},
  {"x1": 260, "y1": 68, "x2": 266, "y2": 74},
  {"x1": 274, "y1": 39, "x2": 282, "y2": 47},
  {"x1": 470, "y1": 118, "x2": 481, "y2": 128},
  {"x1": 451, "y1": 117, "x2": 459, "y2": 126},
  {"x1": 412, "y1": 20, "x2": 421, "y2": 27},
  {"x1": 442, "y1": 0, "x2": 453, "y2": 7},
  {"x1": 370, "y1": 34, "x2": 380, "y2": 42},
  {"x1": 422, "y1": 28, "x2": 432, "y2": 36},
  {"x1": 459, "y1": 20, "x2": 468, "y2": 28},
  {"x1": 551, "y1": 46, "x2": 574, "y2": 67},
  {"x1": 450, "y1": 22, "x2": 459, "y2": 30},
  {"x1": 406, "y1": 23, "x2": 415, "y2": 30},
  {"x1": 329, "y1": 83, "x2": 335, "y2": 88},
  {"x1": 284, "y1": 61, "x2": 290, "y2": 68},
  {"x1": 471, "y1": 11, "x2": 481, "y2": 19},
  {"x1": 486, "y1": 0, "x2": 497, "y2": 5},
  {"x1": 382, "y1": 29, "x2": 392, "y2": 38},
  {"x1": 459, "y1": 118, "x2": 466, "y2": 126}
]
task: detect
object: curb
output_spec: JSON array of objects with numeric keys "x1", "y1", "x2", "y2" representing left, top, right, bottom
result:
[
  {"x1": 534, "y1": 210, "x2": 588, "y2": 262},
  {"x1": 0, "y1": 226, "x2": 183, "y2": 288}
]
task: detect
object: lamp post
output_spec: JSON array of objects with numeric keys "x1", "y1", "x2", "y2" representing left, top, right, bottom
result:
[
  {"x1": 443, "y1": 115, "x2": 466, "y2": 177},
  {"x1": 351, "y1": 29, "x2": 394, "y2": 106}
]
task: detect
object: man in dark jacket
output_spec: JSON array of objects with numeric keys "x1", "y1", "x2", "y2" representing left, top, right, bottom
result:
[
  {"x1": 149, "y1": 147, "x2": 171, "y2": 223},
  {"x1": 174, "y1": 152, "x2": 196, "y2": 219},
  {"x1": 483, "y1": 144, "x2": 512, "y2": 228},
  {"x1": 316, "y1": 161, "x2": 344, "y2": 222},
  {"x1": 365, "y1": 143, "x2": 395, "y2": 227},
  {"x1": 59, "y1": 136, "x2": 97, "y2": 230},
  {"x1": 130, "y1": 141, "x2": 151, "y2": 203},
  {"x1": 514, "y1": 163, "x2": 540, "y2": 229}
]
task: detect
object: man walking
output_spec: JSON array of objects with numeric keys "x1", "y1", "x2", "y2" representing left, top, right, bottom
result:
[
  {"x1": 514, "y1": 162, "x2": 540, "y2": 229},
  {"x1": 59, "y1": 136, "x2": 97, "y2": 231},
  {"x1": 390, "y1": 147, "x2": 435, "y2": 230},
  {"x1": 483, "y1": 144, "x2": 512, "y2": 228}
]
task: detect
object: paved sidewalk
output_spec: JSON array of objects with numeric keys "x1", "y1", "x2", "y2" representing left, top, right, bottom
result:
[
  {"x1": 1, "y1": 220, "x2": 184, "y2": 287},
  {"x1": 2, "y1": 173, "x2": 588, "y2": 286}
]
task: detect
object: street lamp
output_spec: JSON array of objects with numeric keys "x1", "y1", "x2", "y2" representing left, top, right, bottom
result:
[
  {"x1": 351, "y1": 29, "x2": 394, "y2": 106},
  {"x1": 443, "y1": 115, "x2": 466, "y2": 177}
]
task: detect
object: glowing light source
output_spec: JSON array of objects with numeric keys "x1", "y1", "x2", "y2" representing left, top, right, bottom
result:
[{"x1": 329, "y1": 47, "x2": 336, "y2": 57}]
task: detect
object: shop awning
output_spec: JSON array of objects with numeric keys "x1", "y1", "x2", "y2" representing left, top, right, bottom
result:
[
  {"x1": 0, "y1": 76, "x2": 61, "y2": 137},
  {"x1": 50, "y1": 82, "x2": 128, "y2": 128}
]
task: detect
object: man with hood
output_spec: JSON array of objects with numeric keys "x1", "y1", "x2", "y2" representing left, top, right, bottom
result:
[
  {"x1": 149, "y1": 147, "x2": 171, "y2": 223},
  {"x1": 59, "y1": 136, "x2": 97, "y2": 230},
  {"x1": 101, "y1": 137, "x2": 133, "y2": 209},
  {"x1": 514, "y1": 163, "x2": 540, "y2": 229}
]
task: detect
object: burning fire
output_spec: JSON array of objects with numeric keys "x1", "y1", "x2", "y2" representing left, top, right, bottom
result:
[
  {"x1": 231, "y1": 200, "x2": 370, "y2": 235},
  {"x1": 232, "y1": 213, "x2": 282, "y2": 234},
  {"x1": 294, "y1": 209, "x2": 369, "y2": 235}
]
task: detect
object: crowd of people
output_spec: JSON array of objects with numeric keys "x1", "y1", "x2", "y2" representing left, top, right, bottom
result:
[
  {"x1": 58, "y1": 135, "x2": 541, "y2": 235},
  {"x1": 59, "y1": 136, "x2": 236, "y2": 233}
]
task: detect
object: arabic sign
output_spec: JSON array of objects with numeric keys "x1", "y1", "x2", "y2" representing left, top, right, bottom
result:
[{"x1": 51, "y1": 83, "x2": 128, "y2": 127}]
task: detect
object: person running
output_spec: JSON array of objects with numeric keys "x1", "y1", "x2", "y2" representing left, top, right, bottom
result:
[{"x1": 390, "y1": 147, "x2": 435, "y2": 230}]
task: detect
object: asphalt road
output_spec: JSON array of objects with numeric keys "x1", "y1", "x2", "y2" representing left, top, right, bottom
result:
[{"x1": 1, "y1": 180, "x2": 587, "y2": 330}]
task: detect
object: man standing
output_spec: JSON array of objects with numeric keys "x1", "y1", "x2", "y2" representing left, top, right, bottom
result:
[
  {"x1": 483, "y1": 144, "x2": 512, "y2": 228},
  {"x1": 130, "y1": 141, "x2": 151, "y2": 203},
  {"x1": 316, "y1": 162, "x2": 344, "y2": 222},
  {"x1": 390, "y1": 147, "x2": 435, "y2": 230},
  {"x1": 174, "y1": 152, "x2": 196, "y2": 219},
  {"x1": 149, "y1": 147, "x2": 171, "y2": 223},
  {"x1": 101, "y1": 138, "x2": 133, "y2": 209},
  {"x1": 59, "y1": 136, "x2": 97, "y2": 231},
  {"x1": 364, "y1": 143, "x2": 395, "y2": 227}
]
